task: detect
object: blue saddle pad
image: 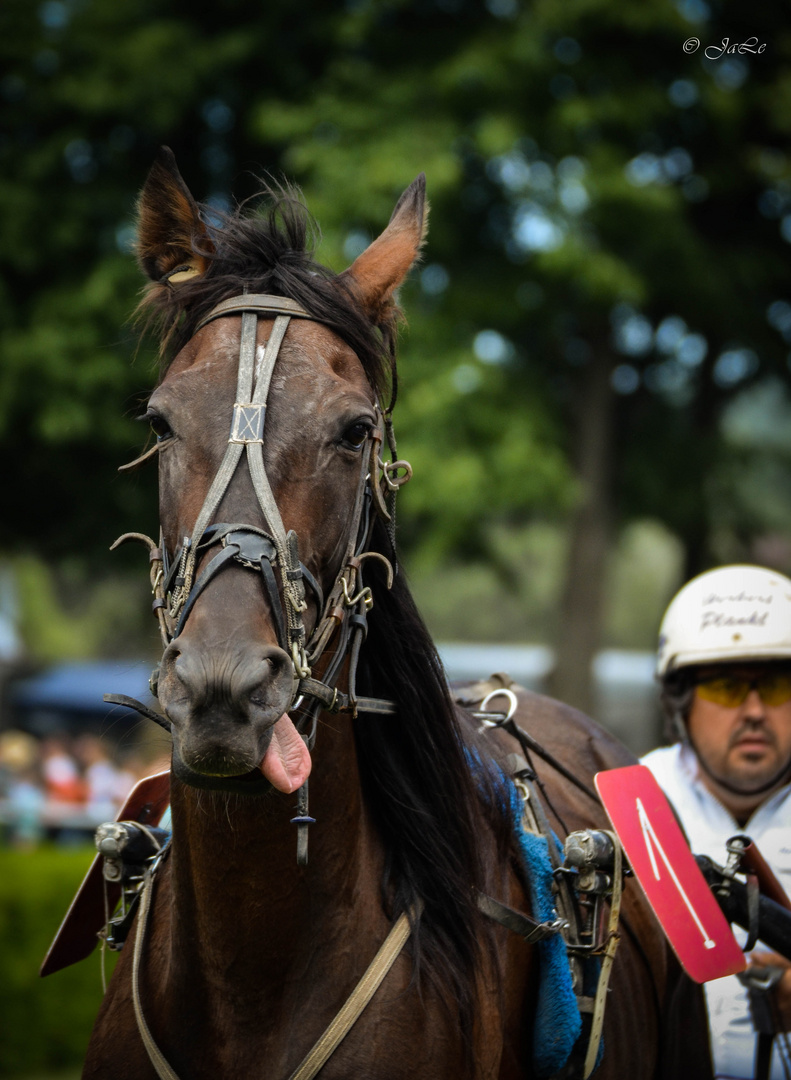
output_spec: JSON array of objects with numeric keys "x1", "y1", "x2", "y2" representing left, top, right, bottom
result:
[{"x1": 503, "y1": 780, "x2": 582, "y2": 1076}]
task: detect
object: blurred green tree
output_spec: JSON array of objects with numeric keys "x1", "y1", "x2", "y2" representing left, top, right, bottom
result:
[
  {"x1": 244, "y1": 0, "x2": 791, "y2": 708},
  {"x1": 2, "y1": 0, "x2": 790, "y2": 709}
]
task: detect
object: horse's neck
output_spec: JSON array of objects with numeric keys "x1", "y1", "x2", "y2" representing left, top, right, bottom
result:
[{"x1": 166, "y1": 715, "x2": 381, "y2": 983}]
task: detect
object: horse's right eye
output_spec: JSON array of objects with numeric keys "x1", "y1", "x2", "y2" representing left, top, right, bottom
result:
[{"x1": 146, "y1": 412, "x2": 173, "y2": 442}]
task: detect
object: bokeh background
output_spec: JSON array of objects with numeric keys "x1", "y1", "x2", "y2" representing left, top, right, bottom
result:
[{"x1": 1, "y1": 0, "x2": 790, "y2": 1074}]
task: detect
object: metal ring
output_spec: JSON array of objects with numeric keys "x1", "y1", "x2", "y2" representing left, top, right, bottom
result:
[{"x1": 478, "y1": 687, "x2": 518, "y2": 722}]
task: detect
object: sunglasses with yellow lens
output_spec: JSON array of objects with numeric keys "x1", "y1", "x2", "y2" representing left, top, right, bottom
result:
[{"x1": 695, "y1": 673, "x2": 791, "y2": 709}]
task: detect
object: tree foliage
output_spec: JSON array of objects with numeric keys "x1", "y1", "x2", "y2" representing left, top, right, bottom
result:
[{"x1": 2, "y1": 0, "x2": 790, "y2": 636}]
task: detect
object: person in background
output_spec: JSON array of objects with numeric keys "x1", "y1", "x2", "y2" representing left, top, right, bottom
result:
[
  {"x1": 641, "y1": 564, "x2": 791, "y2": 1080},
  {"x1": 40, "y1": 734, "x2": 85, "y2": 804},
  {"x1": 74, "y1": 733, "x2": 130, "y2": 818},
  {"x1": 0, "y1": 730, "x2": 45, "y2": 847}
]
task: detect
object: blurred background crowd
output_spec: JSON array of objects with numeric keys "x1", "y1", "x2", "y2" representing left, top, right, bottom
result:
[{"x1": 0, "y1": 728, "x2": 166, "y2": 848}]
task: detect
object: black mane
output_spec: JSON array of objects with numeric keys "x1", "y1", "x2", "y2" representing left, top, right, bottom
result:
[
  {"x1": 137, "y1": 183, "x2": 395, "y2": 401},
  {"x1": 356, "y1": 519, "x2": 512, "y2": 1033}
]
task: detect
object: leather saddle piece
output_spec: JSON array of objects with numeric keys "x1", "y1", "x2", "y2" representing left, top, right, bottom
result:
[
  {"x1": 40, "y1": 770, "x2": 171, "y2": 977},
  {"x1": 451, "y1": 671, "x2": 526, "y2": 707}
]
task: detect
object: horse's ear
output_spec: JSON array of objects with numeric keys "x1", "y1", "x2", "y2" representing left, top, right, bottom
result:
[
  {"x1": 339, "y1": 174, "x2": 428, "y2": 321},
  {"x1": 135, "y1": 147, "x2": 212, "y2": 283}
]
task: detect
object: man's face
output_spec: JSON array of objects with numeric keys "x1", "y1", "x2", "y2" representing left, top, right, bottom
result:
[{"x1": 687, "y1": 664, "x2": 791, "y2": 805}]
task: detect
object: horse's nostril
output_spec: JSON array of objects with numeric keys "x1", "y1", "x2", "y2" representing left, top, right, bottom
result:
[{"x1": 160, "y1": 638, "x2": 294, "y2": 722}]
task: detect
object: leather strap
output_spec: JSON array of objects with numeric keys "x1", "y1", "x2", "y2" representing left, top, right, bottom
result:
[
  {"x1": 103, "y1": 694, "x2": 170, "y2": 732},
  {"x1": 286, "y1": 905, "x2": 419, "y2": 1080},
  {"x1": 476, "y1": 890, "x2": 562, "y2": 944},
  {"x1": 296, "y1": 676, "x2": 397, "y2": 715},
  {"x1": 131, "y1": 861, "x2": 417, "y2": 1080},
  {"x1": 132, "y1": 871, "x2": 181, "y2": 1080},
  {"x1": 172, "y1": 544, "x2": 240, "y2": 638}
]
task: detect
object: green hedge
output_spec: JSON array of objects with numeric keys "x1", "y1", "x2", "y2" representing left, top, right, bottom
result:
[{"x1": 0, "y1": 846, "x2": 118, "y2": 1076}]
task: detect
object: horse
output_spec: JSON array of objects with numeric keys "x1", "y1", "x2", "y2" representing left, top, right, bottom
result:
[{"x1": 82, "y1": 148, "x2": 711, "y2": 1080}]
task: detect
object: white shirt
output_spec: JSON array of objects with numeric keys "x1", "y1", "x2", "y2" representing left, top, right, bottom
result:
[{"x1": 641, "y1": 742, "x2": 791, "y2": 1079}]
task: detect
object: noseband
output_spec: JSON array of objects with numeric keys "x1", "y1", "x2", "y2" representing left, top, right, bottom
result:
[{"x1": 115, "y1": 293, "x2": 412, "y2": 759}]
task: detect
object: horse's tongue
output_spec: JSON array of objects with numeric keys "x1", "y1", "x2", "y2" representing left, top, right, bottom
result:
[{"x1": 260, "y1": 713, "x2": 312, "y2": 793}]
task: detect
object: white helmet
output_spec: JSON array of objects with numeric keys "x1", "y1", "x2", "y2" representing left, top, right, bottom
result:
[{"x1": 657, "y1": 564, "x2": 791, "y2": 678}]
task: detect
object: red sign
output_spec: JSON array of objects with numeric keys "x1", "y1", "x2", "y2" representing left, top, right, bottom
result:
[
  {"x1": 595, "y1": 765, "x2": 745, "y2": 983},
  {"x1": 40, "y1": 770, "x2": 170, "y2": 977}
]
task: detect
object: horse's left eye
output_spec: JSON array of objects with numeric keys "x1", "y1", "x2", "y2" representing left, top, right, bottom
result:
[{"x1": 340, "y1": 421, "x2": 371, "y2": 451}]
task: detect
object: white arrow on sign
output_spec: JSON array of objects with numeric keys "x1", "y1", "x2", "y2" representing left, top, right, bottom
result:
[{"x1": 636, "y1": 797, "x2": 716, "y2": 950}]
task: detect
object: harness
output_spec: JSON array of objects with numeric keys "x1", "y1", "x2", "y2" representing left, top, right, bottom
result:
[{"x1": 108, "y1": 294, "x2": 623, "y2": 1080}]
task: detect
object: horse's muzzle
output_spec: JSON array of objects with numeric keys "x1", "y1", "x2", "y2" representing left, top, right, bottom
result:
[{"x1": 158, "y1": 638, "x2": 298, "y2": 779}]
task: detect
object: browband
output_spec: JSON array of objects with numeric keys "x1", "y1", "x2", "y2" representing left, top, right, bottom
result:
[{"x1": 195, "y1": 294, "x2": 312, "y2": 333}]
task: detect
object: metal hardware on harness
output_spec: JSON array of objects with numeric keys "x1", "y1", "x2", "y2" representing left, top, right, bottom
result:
[
  {"x1": 381, "y1": 458, "x2": 412, "y2": 491},
  {"x1": 95, "y1": 821, "x2": 169, "y2": 952},
  {"x1": 475, "y1": 688, "x2": 519, "y2": 733},
  {"x1": 582, "y1": 830, "x2": 622, "y2": 1079},
  {"x1": 109, "y1": 532, "x2": 173, "y2": 648},
  {"x1": 168, "y1": 537, "x2": 192, "y2": 621},
  {"x1": 291, "y1": 640, "x2": 311, "y2": 680},
  {"x1": 478, "y1": 687, "x2": 519, "y2": 719},
  {"x1": 738, "y1": 966, "x2": 789, "y2": 1080},
  {"x1": 291, "y1": 780, "x2": 315, "y2": 867},
  {"x1": 545, "y1": 827, "x2": 625, "y2": 1078},
  {"x1": 341, "y1": 576, "x2": 373, "y2": 610},
  {"x1": 562, "y1": 829, "x2": 617, "y2": 897}
]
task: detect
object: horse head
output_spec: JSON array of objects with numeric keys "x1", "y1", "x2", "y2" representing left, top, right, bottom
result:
[{"x1": 135, "y1": 149, "x2": 425, "y2": 795}]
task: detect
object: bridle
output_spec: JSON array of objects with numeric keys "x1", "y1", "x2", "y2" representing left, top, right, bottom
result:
[{"x1": 115, "y1": 292, "x2": 412, "y2": 789}]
